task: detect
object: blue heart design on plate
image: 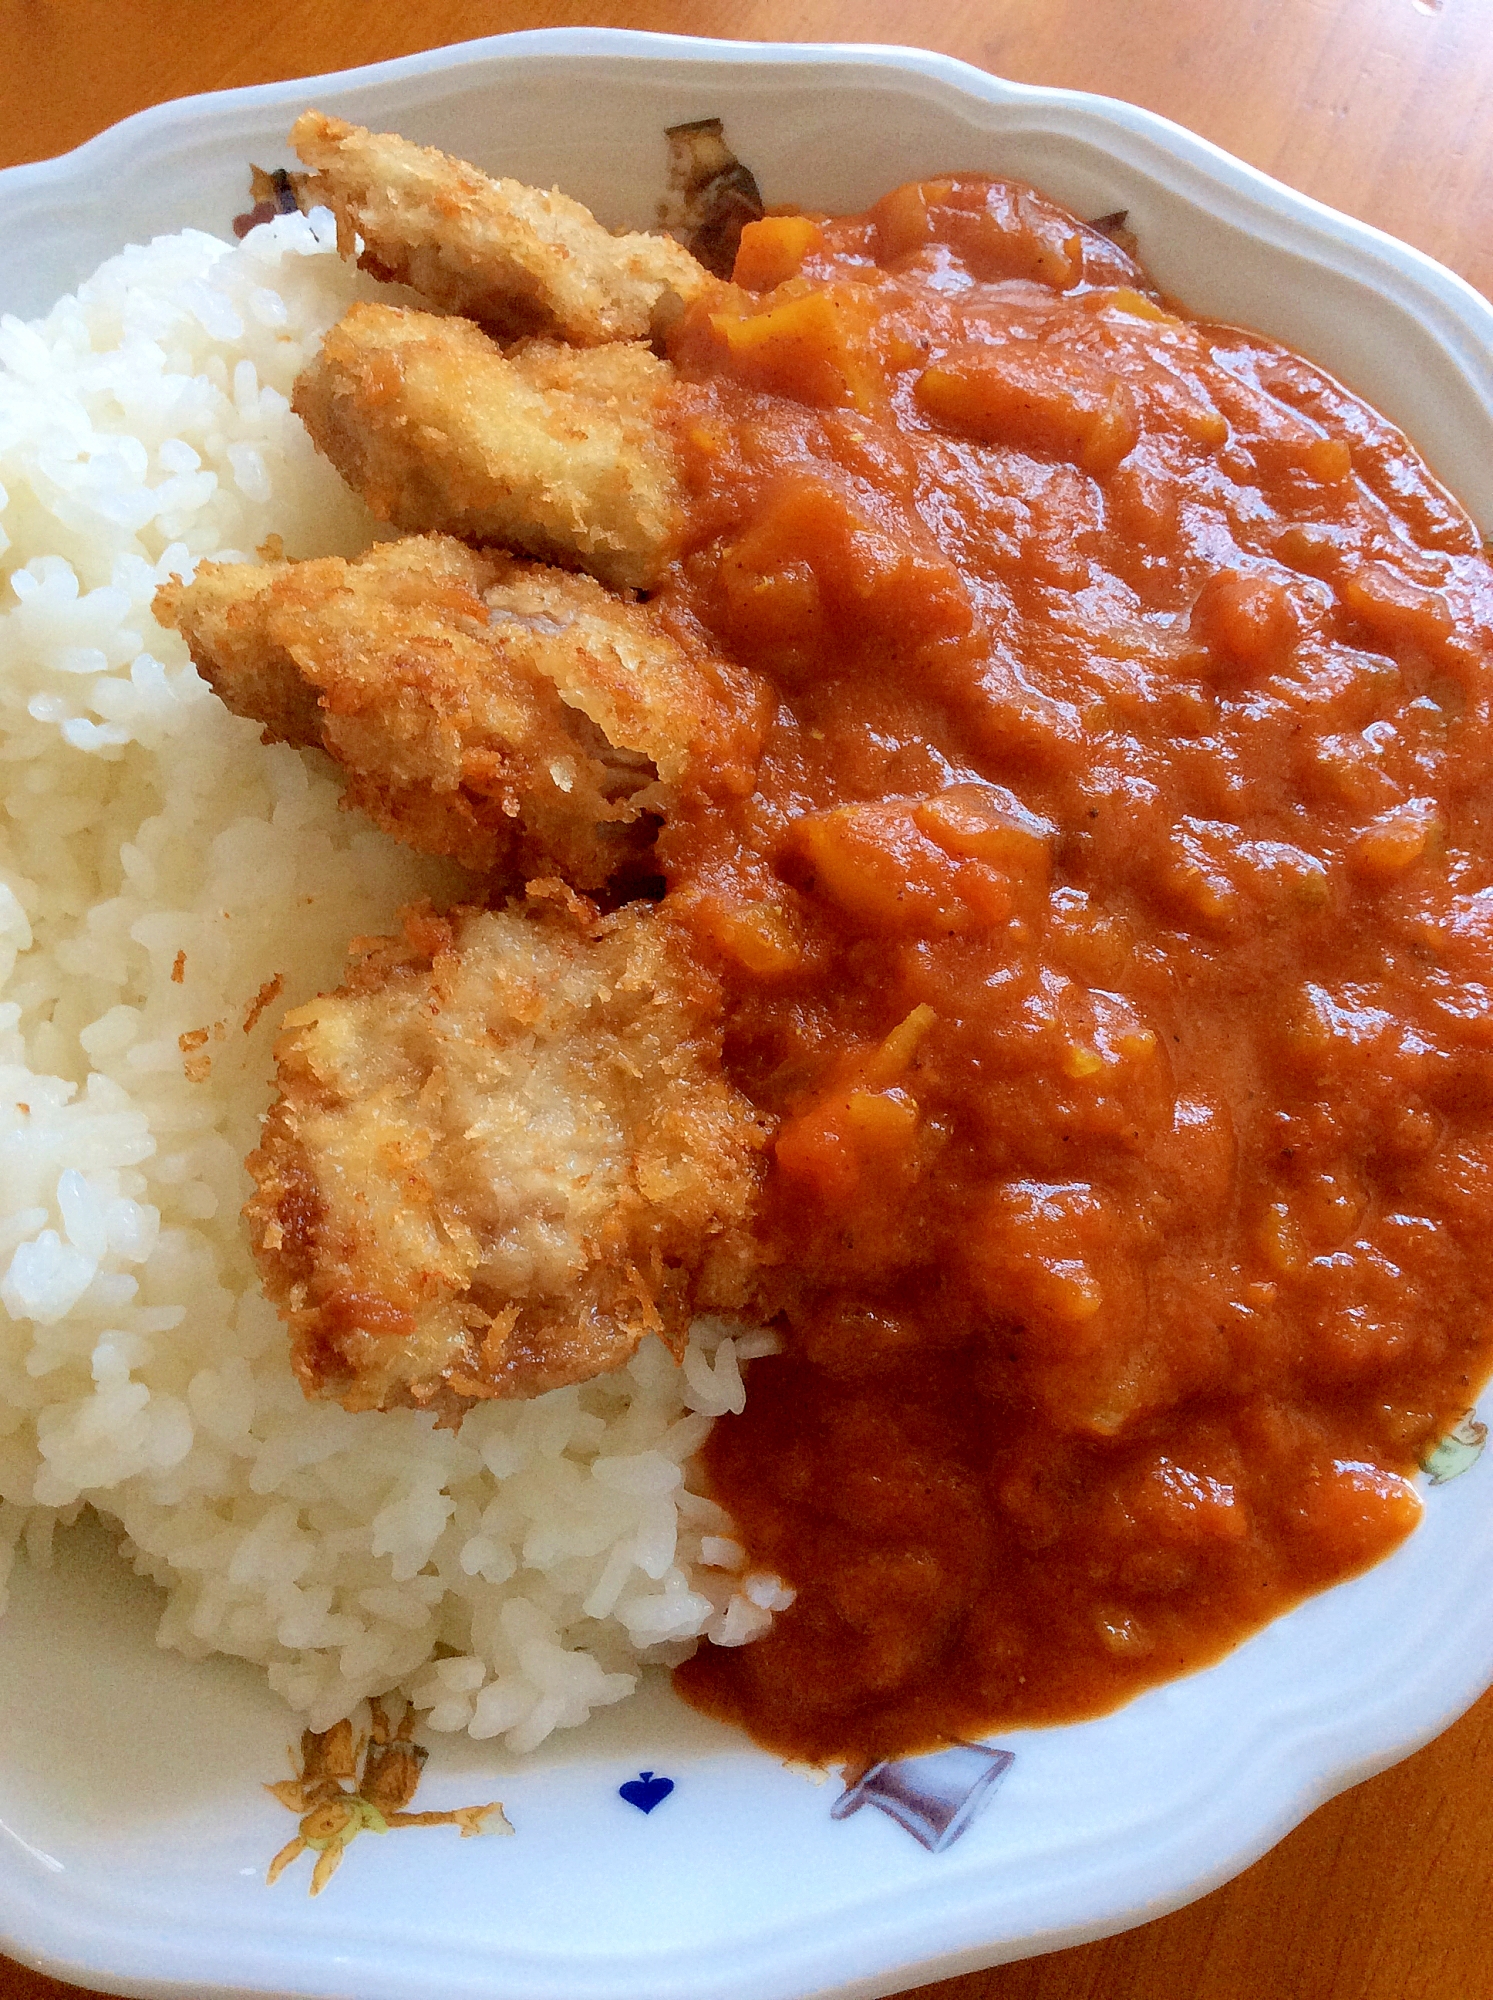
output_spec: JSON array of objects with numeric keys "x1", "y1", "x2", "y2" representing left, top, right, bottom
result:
[{"x1": 619, "y1": 1770, "x2": 675, "y2": 1814}]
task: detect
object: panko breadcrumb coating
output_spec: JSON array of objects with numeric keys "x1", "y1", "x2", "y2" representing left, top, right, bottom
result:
[
  {"x1": 172, "y1": 129, "x2": 774, "y2": 1423},
  {"x1": 290, "y1": 110, "x2": 712, "y2": 346},
  {"x1": 246, "y1": 890, "x2": 771, "y2": 1418},
  {"x1": 292, "y1": 304, "x2": 684, "y2": 590},
  {"x1": 155, "y1": 534, "x2": 747, "y2": 891}
]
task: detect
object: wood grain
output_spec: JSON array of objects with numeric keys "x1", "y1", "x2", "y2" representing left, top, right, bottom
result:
[
  {"x1": 1, "y1": 4, "x2": 1490, "y2": 1998},
  {"x1": 3, "y1": 0, "x2": 1491, "y2": 297}
]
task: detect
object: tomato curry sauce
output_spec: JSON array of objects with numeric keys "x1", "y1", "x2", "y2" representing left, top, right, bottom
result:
[{"x1": 652, "y1": 176, "x2": 1493, "y2": 1762}]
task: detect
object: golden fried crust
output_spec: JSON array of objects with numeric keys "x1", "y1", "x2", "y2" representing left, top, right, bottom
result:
[
  {"x1": 155, "y1": 565, "x2": 325, "y2": 747},
  {"x1": 155, "y1": 534, "x2": 755, "y2": 891},
  {"x1": 291, "y1": 304, "x2": 684, "y2": 590},
  {"x1": 290, "y1": 111, "x2": 712, "y2": 345},
  {"x1": 245, "y1": 891, "x2": 772, "y2": 1416}
]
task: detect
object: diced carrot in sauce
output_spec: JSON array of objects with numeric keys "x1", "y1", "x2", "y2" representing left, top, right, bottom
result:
[
  {"x1": 871, "y1": 176, "x2": 1085, "y2": 288},
  {"x1": 713, "y1": 471, "x2": 974, "y2": 675},
  {"x1": 1129, "y1": 1458, "x2": 1250, "y2": 1545},
  {"x1": 1092, "y1": 286, "x2": 1181, "y2": 326},
  {"x1": 775, "y1": 1082, "x2": 922, "y2": 1209},
  {"x1": 694, "y1": 895, "x2": 805, "y2": 974},
  {"x1": 733, "y1": 213, "x2": 823, "y2": 291},
  {"x1": 1351, "y1": 799, "x2": 1443, "y2": 877},
  {"x1": 916, "y1": 341, "x2": 1139, "y2": 475},
  {"x1": 1291, "y1": 1460, "x2": 1422, "y2": 1570},
  {"x1": 1337, "y1": 561, "x2": 1456, "y2": 653},
  {"x1": 1190, "y1": 569, "x2": 1303, "y2": 676},
  {"x1": 790, "y1": 799, "x2": 1020, "y2": 935},
  {"x1": 967, "y1": 1179, "x2": 1113, "y2": 1349},
  {"x1": 709, "y1": 288, "x2": 882, "y2": 409},
  {"x1": 913, "y1": 782, "x2": 1053, "y2": 876}
]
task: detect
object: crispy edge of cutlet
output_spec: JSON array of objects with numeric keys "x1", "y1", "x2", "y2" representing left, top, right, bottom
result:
[{"x1": 290, "y1": 110, "x2": 712, "y2": 345}]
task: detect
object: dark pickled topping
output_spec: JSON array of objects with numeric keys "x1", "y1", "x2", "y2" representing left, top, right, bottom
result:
[{"x1": 659, "y1": 117, "x2": 765, "y2": 278}]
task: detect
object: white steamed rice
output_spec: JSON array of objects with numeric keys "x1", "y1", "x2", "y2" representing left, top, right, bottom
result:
[{"x1": 0, "y1": 206, "x2": 783, "y2": 1747}]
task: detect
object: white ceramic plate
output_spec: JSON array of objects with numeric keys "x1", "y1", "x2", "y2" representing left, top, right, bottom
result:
[{"x1": 2, "y1": 29, "x2": 1492, "y2": 2000}]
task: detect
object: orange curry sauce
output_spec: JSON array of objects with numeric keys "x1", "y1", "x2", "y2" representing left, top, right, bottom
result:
[{"x1": 654, "y1": 178, "x2": 1493, "y2": 1762}]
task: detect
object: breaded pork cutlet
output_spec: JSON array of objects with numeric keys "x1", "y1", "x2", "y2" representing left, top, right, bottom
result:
[
  {"x1": 155, "y1": 534, "x2": 753, "y2": 891},
  {"x1": 292, "y1": 305, "x2": 683, "y2": 590},
  {"x1": 247, "y1": 890, "x2": 771, "y2": 1417},
  {"x1": 291, "y1": 110, "x2": 712, "y2": 346}
]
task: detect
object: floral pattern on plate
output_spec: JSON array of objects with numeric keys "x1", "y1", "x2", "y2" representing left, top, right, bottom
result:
[{"x1": 265, "y1": 1696, "x2": 511, "y2": 1895}]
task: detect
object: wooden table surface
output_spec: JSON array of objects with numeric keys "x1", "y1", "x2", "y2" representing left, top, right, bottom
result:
[{"x1": 1, "y1": 3, "x2": 1490, "y2": 1998}]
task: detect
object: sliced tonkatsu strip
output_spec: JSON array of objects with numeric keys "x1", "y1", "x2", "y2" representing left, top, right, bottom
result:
[
  {"x1": 291, "y1": 304, "x2": 684, "y2": 590},
  {"x1": 290, "y1": 111, "x2": 712, "y2": 345},
  {"x1": 155, "y1": 534, "x2": 741, "y2": 891},
  {"x1": 246, "y1": 890, "x2": 771, "y2": 1417}
]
